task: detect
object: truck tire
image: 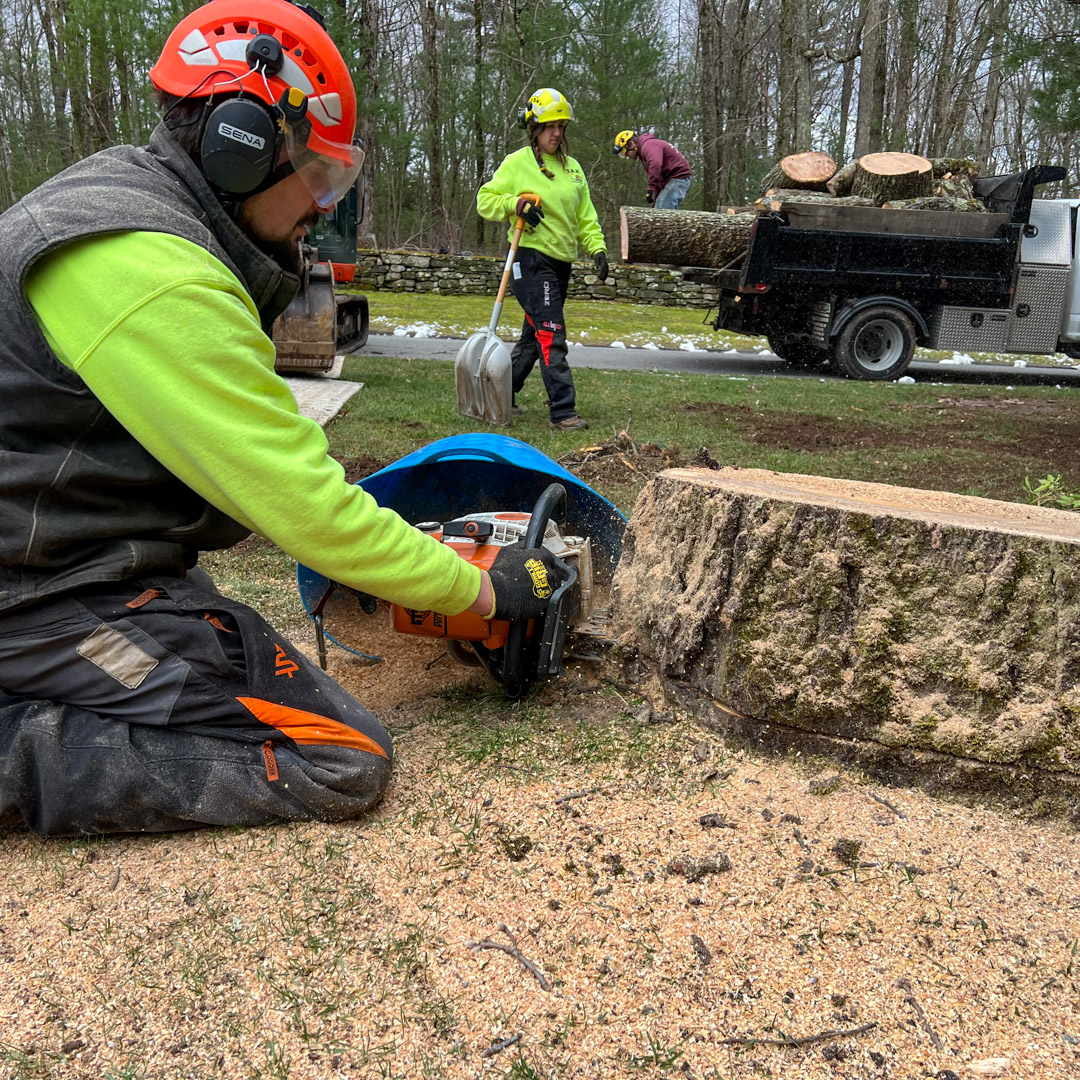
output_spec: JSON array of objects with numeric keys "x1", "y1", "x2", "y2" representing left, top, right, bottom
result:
[
  {"x1": 766, "y1": 333, "x2": 828, "y2": 369},
  {"x1": 834, "y1": 306, "x2": 916, "y2": 380}
]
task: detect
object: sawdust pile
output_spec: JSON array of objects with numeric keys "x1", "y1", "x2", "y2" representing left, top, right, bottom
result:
[{"x1": 2, "y1": 626, "x2": 1077, "y2": 1080}]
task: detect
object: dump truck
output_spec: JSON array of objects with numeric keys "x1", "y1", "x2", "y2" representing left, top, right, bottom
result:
[{"x1": 708, "y1": 165, "x2": 1080, "y2": 380}]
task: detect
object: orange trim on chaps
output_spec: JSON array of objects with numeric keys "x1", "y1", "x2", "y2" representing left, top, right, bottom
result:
[{"x1": 237, "y1": 697, "x2": 390, "y2": 760}]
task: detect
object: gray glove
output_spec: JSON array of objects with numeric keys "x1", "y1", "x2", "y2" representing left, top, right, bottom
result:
[{"x1": 486, "y1": 544, "x2": 567, "y2": 621}]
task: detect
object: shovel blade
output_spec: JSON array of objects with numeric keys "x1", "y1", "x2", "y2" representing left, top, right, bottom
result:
[
  {"x1": 479, "y1": 335, "x2": 513, "y2": 426},
  {"x1": 454, "y1": 331, "x2": 490, "y2": 420}
]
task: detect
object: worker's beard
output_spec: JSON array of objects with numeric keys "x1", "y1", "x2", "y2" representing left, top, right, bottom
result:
[{"x1": 250, "y1": 235, "x2": 304, "y2": 275}]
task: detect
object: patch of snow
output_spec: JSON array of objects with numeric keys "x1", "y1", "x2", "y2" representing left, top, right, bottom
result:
[
  {"x1": 392, "y1": 322, "x2": 441, "y2": 338},
  {"x1": 940, "y1": 352, "x2": 975, "y2": 365},
  {"x1": 661, "y1": 326, "x2": 668, "y2": 332},
  {"x1": 610, "y1": 340, "x2": 627, "y2": 349},
  {"x1": 726, "y1": 376, "x2": 749, "y2": 381},
  {"x1": 1006, "y1": 385, "x2": 1014, "y2": 390},
  {"x1": 896, "y1": 375, "x2": 916, "y2": 384},
  {"x1": 570, "y1": 341, "x2": 583, "y2": 348},
  {"x1": 1012, "y1": 359, "x2": 1027, "y2": 368},
  {"x1": 642, "y1": 342, "x2": 660, "y2": 350}
]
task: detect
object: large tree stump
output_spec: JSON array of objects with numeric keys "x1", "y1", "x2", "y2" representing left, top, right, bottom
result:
[
  {"x1": 851, "y1": 152, "x2": 934, "y2": 202},
  {"x1": 620, "y1": 207, "x2": 754, "y2": 267},
  {"x1": 611, "y1": 467, "x2": 1080, "y2": 813},
  {"x1": 759, "y1": 151, "x2": 837, "y2": 195}
]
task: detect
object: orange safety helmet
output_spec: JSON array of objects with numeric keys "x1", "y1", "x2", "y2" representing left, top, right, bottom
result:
[{"x1": 150, "y1": 0, "x2": 362, "y2": 205}]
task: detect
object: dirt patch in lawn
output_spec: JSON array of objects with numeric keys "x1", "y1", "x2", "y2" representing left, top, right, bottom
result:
[
  {"x1": 5, "y1": 622, "x2": 1077, "y2": 1080},
  {"x1": 680, "y1": 398, "x2": 1080, "y2": 463}
]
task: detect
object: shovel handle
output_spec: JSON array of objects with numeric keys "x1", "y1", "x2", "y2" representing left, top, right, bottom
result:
[{"x1": 491, "y1": 193, "x2": 542, "y2": 326}]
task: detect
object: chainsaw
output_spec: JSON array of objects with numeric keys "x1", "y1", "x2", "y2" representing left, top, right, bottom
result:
[{"x1": 308, "y1": 483, "x2": 604, "y2": 699}]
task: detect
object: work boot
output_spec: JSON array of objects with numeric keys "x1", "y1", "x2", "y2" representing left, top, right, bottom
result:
[{"x1": 550, "y1": 414, "x2": 589, "y2": 431}]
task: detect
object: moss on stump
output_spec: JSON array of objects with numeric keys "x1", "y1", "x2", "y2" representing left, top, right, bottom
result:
[{"x1": 612, "y1": 467, "x2": 1080, "y2": 815}]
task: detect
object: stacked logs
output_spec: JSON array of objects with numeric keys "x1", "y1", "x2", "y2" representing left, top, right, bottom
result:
[{"x1": 620, "y1": 150, "x2": 987, "y2": 268}]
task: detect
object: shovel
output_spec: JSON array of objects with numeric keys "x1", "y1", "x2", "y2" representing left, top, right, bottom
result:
[{"x1": 455, "y1": 193, "x2": 540, "y2": 426}]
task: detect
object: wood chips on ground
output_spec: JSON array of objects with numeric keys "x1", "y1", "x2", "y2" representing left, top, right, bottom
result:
[{"x1": 1, "y1": 626, "x2": 1078, "y2": 1080}]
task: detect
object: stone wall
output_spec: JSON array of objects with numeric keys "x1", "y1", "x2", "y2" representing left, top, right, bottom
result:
[{"x1": 351, "y1": 248, "x2": 719, "y2": 308}]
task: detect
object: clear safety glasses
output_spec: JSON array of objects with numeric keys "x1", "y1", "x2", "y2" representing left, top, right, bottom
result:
[{"x1": 283, "y1": 125, "x2": 365, "y2": 209}]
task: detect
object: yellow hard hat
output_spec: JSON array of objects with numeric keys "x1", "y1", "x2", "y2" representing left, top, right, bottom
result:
[
  {"x1": 613, "y1": 130, "x2": 637, "y2": 156},
  {"x1": 519, "y1": 88, "x2": 575, "y2": 128}
]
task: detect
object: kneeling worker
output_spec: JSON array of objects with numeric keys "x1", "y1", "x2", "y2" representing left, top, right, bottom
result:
[{"x1": 0, "y1": 0, "x2": 563, "y2": 836}]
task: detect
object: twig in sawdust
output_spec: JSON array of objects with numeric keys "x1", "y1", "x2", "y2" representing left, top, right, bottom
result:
[
  {"x1": 868, "y1": 790, "x2": 908, "y2": 819},
  {"x1": 717, "y1": 1021, "x2": 877, "y2": 1048},
  {"x1": 465, "y1": 923, "x2": 551, "y2": 991},
  {"x1": 895, "y1": 977, "x2": 943, "y2": 1050},
  {"x1": 480, "y1": 1033, "x2": 522, "y2": 1059},
  {"x1": 617, "y1": 452, "x2": 642, "y2": 474},
  {"x1": 555, "y1": 788, "x2": 598, "y2": 805}
]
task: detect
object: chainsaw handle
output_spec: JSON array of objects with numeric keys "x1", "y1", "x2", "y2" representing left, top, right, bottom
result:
[{"x1": 501, "y1": 482, "x2": 567, "y2": 700}]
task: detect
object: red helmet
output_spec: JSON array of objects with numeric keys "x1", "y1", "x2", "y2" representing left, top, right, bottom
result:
[{"x1": 150, "y1": 0, "x2": 362, "y2": 205}]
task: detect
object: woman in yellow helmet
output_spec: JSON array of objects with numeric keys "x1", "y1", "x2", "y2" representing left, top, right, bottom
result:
[{"x1": 476, "y1": 88, "x2": 608, "y2": 431}]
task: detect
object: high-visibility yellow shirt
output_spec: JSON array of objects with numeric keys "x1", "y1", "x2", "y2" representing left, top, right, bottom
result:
[
  {"x1": 477, "y1": 146, "x2": 606, "y2": 264},
  {"x1": 24, "y1": 230, "x2": 480, "y2": 613}
]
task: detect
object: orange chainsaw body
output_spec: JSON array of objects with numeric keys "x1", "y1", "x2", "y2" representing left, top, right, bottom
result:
[{"x1": 388, "y1": 512, "x2": 536, "y2": 650}]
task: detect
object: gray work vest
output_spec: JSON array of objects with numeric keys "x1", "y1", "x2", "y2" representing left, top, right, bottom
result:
[{"x1": 0, "y1": 123, "x2": 299, "y2": 610}]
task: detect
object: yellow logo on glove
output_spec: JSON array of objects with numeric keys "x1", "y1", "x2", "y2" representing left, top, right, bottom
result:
[{"x1": 524, "y1": 557, "x2": 552, "y2": 600}]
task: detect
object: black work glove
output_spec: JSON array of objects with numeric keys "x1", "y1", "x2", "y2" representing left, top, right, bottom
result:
[
  {"x1": 486, "y1": 543, "x2": 567, "y2": 621},
  {"x1": 516, "y1": 197, "x2": 544, "y2": 227},
  {"x1": 645, "y1": 191, "x2": 655, "y2": 206},
  {"x1": 593, "y1": 251, "x2": 609, "y2": 281}
]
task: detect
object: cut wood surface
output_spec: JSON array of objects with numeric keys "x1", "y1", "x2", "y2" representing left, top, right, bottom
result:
[
  {"x1": 620, "y1": 206, "x2": 753, "y2": 267},
  {"x1": 612, "y1": 466, "x2": 1080, "y2": 809},
  {"x1": 851, "y1": 152, "x2": 934, "y2": 203},
  {"x1": 759, "y1": 150, "x2": 837, "y2": 194}
]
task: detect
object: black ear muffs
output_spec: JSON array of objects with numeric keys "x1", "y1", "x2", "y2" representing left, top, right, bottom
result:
[{"x1": 200, "y1": 96, "x2": 281, "y2": 195}]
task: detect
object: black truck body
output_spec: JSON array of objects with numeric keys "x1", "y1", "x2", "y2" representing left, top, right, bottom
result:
[{"x1": 708, "y1": 165, "x2": 1071, "y2": 379}]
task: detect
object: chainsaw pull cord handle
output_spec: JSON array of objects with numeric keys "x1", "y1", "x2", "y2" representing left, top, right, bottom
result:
[
  {"x1": 490, "y1": 192, "x2": 541, "y2": 334},
  {"x1": 501, "y1": 481, "x2": 567, "y2": 700}
]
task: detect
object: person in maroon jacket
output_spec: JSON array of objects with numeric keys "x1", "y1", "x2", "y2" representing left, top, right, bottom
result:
[{"x1": 613, "y1": 130, "x2": 692, "y2": 209}]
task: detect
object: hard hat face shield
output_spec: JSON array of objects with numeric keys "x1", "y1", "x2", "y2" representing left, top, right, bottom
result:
[{"x1": 283, "y1": 122, "x2": 364, "y2": 209}]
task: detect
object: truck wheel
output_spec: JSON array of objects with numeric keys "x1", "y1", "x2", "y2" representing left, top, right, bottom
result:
[
  {"x1": 766, "y1": 333, "x2": 828, "y2": 369},
  {"x1": 834, "y1": 306, "x2": 916, "y2": 380}
]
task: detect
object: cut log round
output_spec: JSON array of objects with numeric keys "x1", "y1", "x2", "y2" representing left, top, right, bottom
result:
[
  {"x1": 851, "y1": 152, "x2": 934, "y2": 203},
  {"x1": 611, "y1": 466, "x2": 1080, "y2": 812},
  {"x1": 620, "y1": 206, "x2": 754, "y2": 267},
  {"x1": 760, "y1": 151, "x2": 837, "y2": 195}
]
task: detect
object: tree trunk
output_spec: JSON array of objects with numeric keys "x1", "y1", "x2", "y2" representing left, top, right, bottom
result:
[
  {"x1": 698, "y1": 0, "x2": 722, "y2": 211},
  {"x1": 620, "y1": 207, "x2": 754, "y2": 267},
  {"x1": 851, "y1": 152, "x2": 933, "y2": 202},
  {"x1": 853, "y1": 0, "x2": 886, "y2": 156},
  {"x1": 420, "y1": 0, "x2": 445, "y2": 248},
  {"x1": 976, "y1": 0, "x2": 1009, "y2": 171},
  {"x1": 888, "y1": 0, "x2": 918, "y2": 150},
  {"x1": 931, "y1": 0, "x2": 960, "y2": 156},
  {"x1": 883, "y1": 195, "x2": 986, "y2": 212},
  {"x1": 611, "y1": 467, "x2": 1080, "y2": 811},
  {"x1": 761, "y1": 151, "x2": 837, "y2": 194},
  {"x1": 473, "y1": 0, "x2": 485, "y2": 251},
  {"x1": 357, "y1": 0, "x2": 380, "y2": 249},
  {"x1": 755, "y1": 191, "x2": 877, "y2": 211}
]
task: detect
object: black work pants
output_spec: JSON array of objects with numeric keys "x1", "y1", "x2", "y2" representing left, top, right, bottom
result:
[
  {"x1": 0, "y1": 571, "x2": 393, "y2": 836},
  {"x1": 509, "y1": 247, "x2": 576, "y2": 420}
]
